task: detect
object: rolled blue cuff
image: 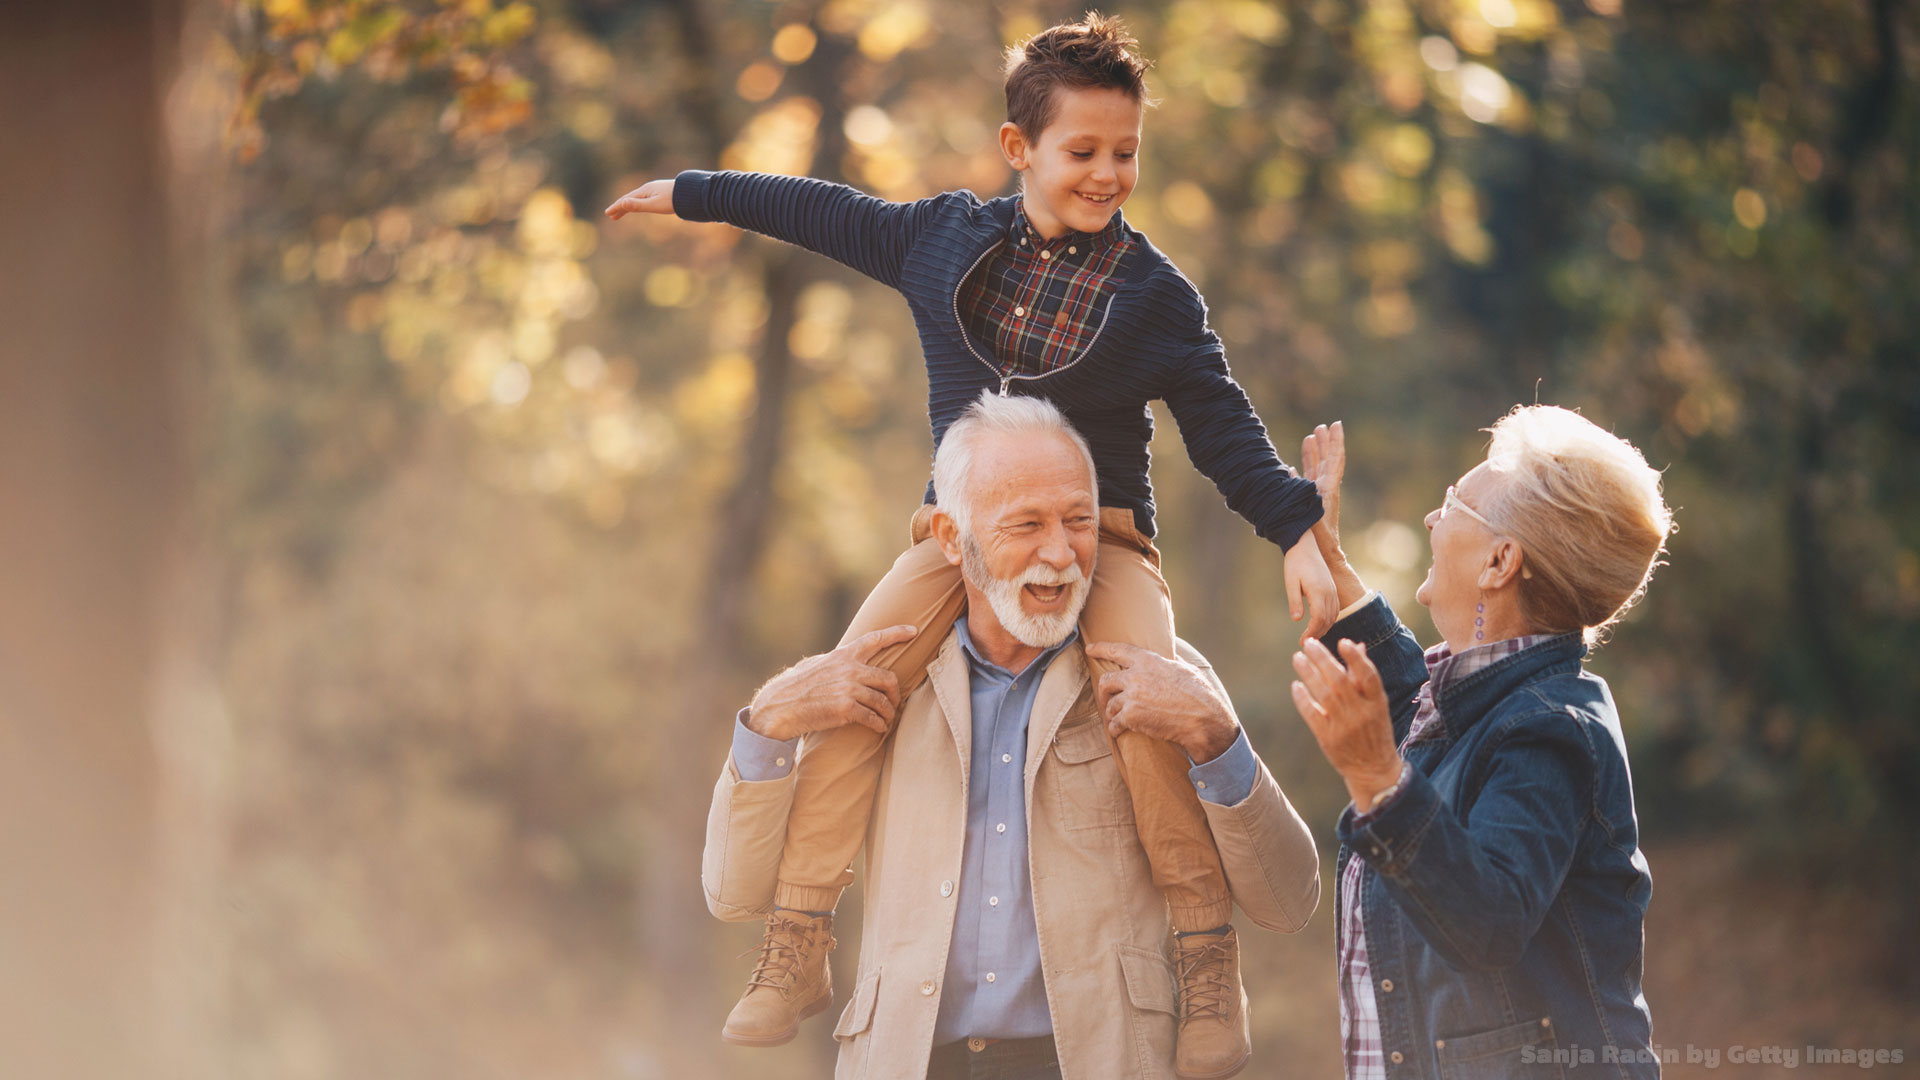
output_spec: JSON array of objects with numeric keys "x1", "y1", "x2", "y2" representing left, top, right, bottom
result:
[
  {"x1": 732, "y1": 709, "x2": 799, "y2": 782},
  {"x1": 1189, "y1": 728, "x2": 1258, "y2": 807}
]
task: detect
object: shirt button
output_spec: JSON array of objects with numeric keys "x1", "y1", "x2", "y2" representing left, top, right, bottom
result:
[
  {"x1": 775, "y1": 757, "x2": 787, "y2": 767},
  {"x1": 1040, "y1": 250, "x2": 1052, "y2": 260},
  {"x1": 1014, "y1": 305, "x2": 1026, "y2": 317},
  {"x1": 989, "y1": 895, "x2": 999, "y2": 907},
  {"x1": 985, "y1": 972, "x2": 996, "y2": 983},
  {"x1": 1002, "y1": 753, "x2": 1012, "y2": 763},
  {"x1": 1391, "y1": 1051, "x2": 1405, "y2": 1064},
  {"x1": 996, "y1": 822, "x2": 1006, "y2": 834},
  {"x1": 1196, "y1": 780, "x2": 1208, "y2": 790},
  {"x1": 1380, "y1": 979, "x2": 1394, "y2": 992},
  {"x1": 940, "y1": 880, "x2": 953, "y2": 897},
  {"x1": 921, "y1": 979, "x2": 937, "y2": 996},
  {"x1": 1068, "y1": 245, "x2": 1077, "y2": 254}
]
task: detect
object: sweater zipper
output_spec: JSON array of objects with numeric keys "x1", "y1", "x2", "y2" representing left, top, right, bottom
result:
[
  {"x1": 951, "y1": 238, "x2": 1118, "y2": 396},
  {"x1": 952, "y1": 240, "x2": 1012, "y2": 394}
]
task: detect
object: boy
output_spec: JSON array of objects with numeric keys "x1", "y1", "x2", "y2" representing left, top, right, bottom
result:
[{"x1": 610, "y1": 14, "x2": 1332, "y2": 1078}]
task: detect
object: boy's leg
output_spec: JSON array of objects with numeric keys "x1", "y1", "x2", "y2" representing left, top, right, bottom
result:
[
  {"x1": 1081, "y1": 508, "x2": 1250, "y2": 1080},
  {"x1": 772, "y1": 503, "x2": 965, "y2": 912},
  {"x1": 728, "y1": 506, "x2": 964, "y2": 1045},
  {"x1": 1080, "y1": 509, "x2": 1233, "y2": 933}
]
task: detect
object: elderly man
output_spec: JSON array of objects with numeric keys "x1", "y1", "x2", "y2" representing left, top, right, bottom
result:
[{"x1": 702, "y1": 392, "x2": 1320, "y2": 1080}]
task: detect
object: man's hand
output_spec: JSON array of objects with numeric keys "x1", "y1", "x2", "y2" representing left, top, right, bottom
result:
[
  {"x1": 1290, "y1": 637, "x2": 1403, "y2": 811},
  {"x1": 1085, "y1": 642, "x2": 1240, "y2": 764},
  {"x1": 745, "y1": 625, "x2": 918, "y2": 743},
  {"x1": 604, "y1": 178, "x2": 676, "y2": 220},
  {"x1": 1283, "y1": 535, "x2": 1338, "y2": 644}
]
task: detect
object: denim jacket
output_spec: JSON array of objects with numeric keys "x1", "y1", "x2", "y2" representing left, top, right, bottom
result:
[{"x1": 1328, "y1": 595, "x2": 1658, "y2": 1079}]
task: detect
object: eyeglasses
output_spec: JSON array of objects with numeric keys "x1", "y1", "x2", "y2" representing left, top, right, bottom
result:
[{"x1": 1443, "y1": 485, "x2": 1497, "y2": 531}]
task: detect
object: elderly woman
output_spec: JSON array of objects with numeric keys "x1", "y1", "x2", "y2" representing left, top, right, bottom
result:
[{"x1": 1289, "y1": 407, "x2": 1672, "y2": 1079}]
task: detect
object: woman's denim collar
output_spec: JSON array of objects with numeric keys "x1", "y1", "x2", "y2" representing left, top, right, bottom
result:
[{"x1": 1432, "y1": 631, "x2": 1586, "y2": 733}]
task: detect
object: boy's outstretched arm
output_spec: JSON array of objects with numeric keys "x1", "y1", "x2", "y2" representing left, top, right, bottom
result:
[
  {"x1": 1160, "y1": 293, "x2": 1337, "y2": 642},
  {"x1": 605, "y1": 170, "x2": 951, "y2": 291}
]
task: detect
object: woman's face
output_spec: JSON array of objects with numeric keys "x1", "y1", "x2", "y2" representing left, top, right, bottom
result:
[{"x1": 1415, "y1": 462, "x2": 1502, "y2": 648}]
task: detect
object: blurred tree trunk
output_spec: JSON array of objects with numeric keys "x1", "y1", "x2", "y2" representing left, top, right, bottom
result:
[
  {"x1": 641, "y1": 3, "x2": 854, "y2": 1066},
  {"x1": 0, "y1": 1, "x2": 220, "y2": 1077}
]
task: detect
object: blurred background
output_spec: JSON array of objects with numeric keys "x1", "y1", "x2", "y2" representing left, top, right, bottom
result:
[{"x1": 3, "y1": 0, "x2": 1916, "y2": 1077}]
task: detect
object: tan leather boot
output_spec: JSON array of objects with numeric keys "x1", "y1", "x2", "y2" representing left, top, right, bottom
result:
[
  {"x1": 721, "y1": 910, "x2": 836, "y2": 1047},
  {"x1": 1173, "y1": 927, "x2": 1251, "y2": 1079}
]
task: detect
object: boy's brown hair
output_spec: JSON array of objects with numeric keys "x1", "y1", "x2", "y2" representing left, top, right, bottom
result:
[{"x1": 1003, "y1": 11, "x2": 1154, "y2": 139}]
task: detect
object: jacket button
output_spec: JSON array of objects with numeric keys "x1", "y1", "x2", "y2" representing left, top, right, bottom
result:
[
  {"x1": 921, "y1": 979, "x2": 936, "y2": 996},
  {"x1": 1380, "y1": 979, "x2": 1393, "y2": 992},
  {"x1": 1390, "y1": 1051, "x2": 1404, "y2": 1064},
  {"x1": 940, "y1": 880, "x2": 954, "y2": 897}
]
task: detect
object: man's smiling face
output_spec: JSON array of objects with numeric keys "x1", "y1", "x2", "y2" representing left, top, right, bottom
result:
[{"x1": 953, "y1": 428, "x2": 1099, "y2": 650}]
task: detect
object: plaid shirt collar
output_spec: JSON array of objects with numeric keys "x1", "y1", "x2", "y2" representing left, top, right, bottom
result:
[
  {"x1": 1008, "y1": 200, "x2": 1127, "y2": 257},
  {"x1": 1424, "y1": 633, "x2": 1562, "y2": 708}
]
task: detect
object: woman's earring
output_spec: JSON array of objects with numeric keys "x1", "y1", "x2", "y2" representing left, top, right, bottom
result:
[{"x1": 1475, "y1": 600, "x2": 1485, "y2": 642}]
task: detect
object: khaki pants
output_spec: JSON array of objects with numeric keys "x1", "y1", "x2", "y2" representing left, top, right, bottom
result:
[{"x1": 773, "y1": 505, "x2": 1233, "y2": 932}]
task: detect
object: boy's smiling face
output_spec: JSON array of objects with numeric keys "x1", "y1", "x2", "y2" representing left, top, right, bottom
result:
[{"x1": 1000, "y1": 85, "x2": 1142, "y2": 239}]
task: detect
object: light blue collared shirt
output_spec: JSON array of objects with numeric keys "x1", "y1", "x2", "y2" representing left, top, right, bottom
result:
[{"x1": 729, "y1": 621, "x2": 1261, "y2": 1041}]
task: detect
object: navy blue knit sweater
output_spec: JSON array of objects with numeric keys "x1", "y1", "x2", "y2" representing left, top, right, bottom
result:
[{"x1": 673, "y1": 169, "x2": 1322, "y2": 551}]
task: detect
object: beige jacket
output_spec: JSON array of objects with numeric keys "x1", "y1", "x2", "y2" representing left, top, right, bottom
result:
[{"x1": 702, "y1": 631, "x2": 1321, "y2": 1079}]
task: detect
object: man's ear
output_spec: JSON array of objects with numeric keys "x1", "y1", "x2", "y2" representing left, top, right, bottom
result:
[
  {"x1": 998, "y1": 121, "x2": 1031, "y2": 172},
  {"x1": 930, "y1": 508, "x2": 965, "y2": 568},
  {"x1": 1478, "y1": 538, "x2": 1527, "y2": 592}
]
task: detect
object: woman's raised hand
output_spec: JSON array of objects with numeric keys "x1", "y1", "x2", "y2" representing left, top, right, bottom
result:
[{"x1": 1301, "y1": 421, "x2": 1345, "y2": 549}]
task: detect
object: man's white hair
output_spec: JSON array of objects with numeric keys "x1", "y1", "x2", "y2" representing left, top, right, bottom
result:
[{"x1": 932, "y1": 391, "x2": 1098, "y2": 534}]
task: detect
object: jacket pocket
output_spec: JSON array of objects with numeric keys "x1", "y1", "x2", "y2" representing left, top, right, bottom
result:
[
  {"x1": 1117, "y1": 945, "x2": 1177, "y2": 1074},
  {"x1": 832, "y1": 967, "x2": 881, "y2": 1043},
  {"x1": 1435, "y1": 1016, "x2": 1564, "y2": 1080},
  {"x1": 1051, "y1": 717, "x2": 1135, "y2": 831}
]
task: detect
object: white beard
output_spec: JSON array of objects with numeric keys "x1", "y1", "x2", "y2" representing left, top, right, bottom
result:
[{"x1": 960, "y1": 531, "x2": 1092, "y2": 648}]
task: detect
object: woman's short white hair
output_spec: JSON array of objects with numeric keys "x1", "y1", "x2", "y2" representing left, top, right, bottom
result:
[
  {"x1": 932, "y1": 391, "x2": 1098, "y2": 535},
  {"x1": 1480, "y1": 405, "x2": 1675, "y2": 645}
]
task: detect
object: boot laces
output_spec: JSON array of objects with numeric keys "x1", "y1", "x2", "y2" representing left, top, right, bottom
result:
[
  {"x1": 739, "y1": 914, "x2": 829, "y2": 996},
  {"x1": 1174, "y1": 936, "x2": 1233, "y2": 1026}
]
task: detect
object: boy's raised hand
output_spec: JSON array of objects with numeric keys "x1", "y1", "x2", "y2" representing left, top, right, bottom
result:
[
  {"x1": 604, "y1": 178, "x2": 676, "y2": 220},
  {"x1": 1283, "y1": 536, "x2": 1338, "y2": 644}
]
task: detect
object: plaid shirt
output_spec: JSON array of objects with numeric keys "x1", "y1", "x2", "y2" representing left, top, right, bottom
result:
[
  {"x1": 958, "y1": 203, "x2": 1133, "y2": 381},
  {"x1": 1338, "y1": 633, "x2": 1558, "y2": 1079}
]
